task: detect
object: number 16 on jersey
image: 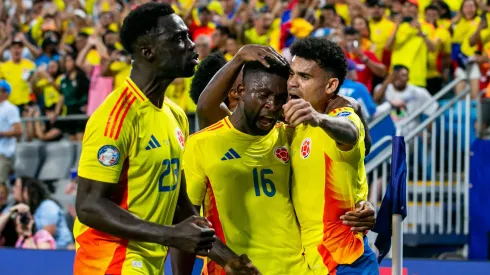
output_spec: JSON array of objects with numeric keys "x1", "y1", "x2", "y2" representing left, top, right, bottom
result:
[{"x1": 252, "y1": 168, "x2": 276, "y2": 197}]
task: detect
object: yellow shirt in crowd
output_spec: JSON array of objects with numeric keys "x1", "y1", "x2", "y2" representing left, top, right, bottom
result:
[
  {"x1": 369, "y1": 17, "x2": 395, "y2": 61},
  {"x1": 0, "y1": 59, "x2": 36, "y2": 106}
]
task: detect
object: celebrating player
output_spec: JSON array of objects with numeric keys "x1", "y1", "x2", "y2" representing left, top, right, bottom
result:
[
  {"x1": 73, "y1": 3, "x2": 248, "y2": 275},
  {"x1": 284, "y1": 37, "x2": 378, "y2": 274},
  {"x1": 181, "y1": 46, "x2": 312, "y2": 275},
  {"x1": 177, "y1": 45, "x2": 376, "y2": 275},
  {"x1": 190, "y1": 51, "x2": 242, "y2": 129}
]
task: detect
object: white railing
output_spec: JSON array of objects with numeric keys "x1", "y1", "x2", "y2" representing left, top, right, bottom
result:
[{"x1": 367, "y1": 79, "x2": 471, "y2": 250}]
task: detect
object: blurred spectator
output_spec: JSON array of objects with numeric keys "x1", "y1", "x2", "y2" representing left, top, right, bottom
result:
[
  {"x1": 0, "y1": 80, "x2": 22, "y2": 183},
  {"x1": 13, "y1": 204, "x2": 56, "y2": 249},
  {"x1": 189, "y1": 6, "x2": 215, "y2": 41},
  {"x1": 339, "y1": 59, "x2": 378, "y2": 121},
  {"x1": 212, "y1": 26, "x2": 230, "y2": 53},
  {"x1": 35, "y1": 35, "x2": 60, "y2": 67},
  {"x1": 424, "y1": 4, "x2": 452, "y2": 95},
  {"x1": 8, "y1": 177, "x2": 73, "y2": 249},
  {"x1": 0, "y1": 183, "x2": 8, "y2": 213},
  {"x1": 454, "y1": 0, "x2": 485, "y2": 99},
  {"x1": 344, "y1": 27, "x2": 387, "y2": 92},
  {"x1": 243, "y1": 9, "x2": 278, "y2": 47},
  {"x1": 57, "y1": 54, "x2": 90, "y2": 141},
  {"x1": 374, "y1": 64, "x2": 438, "y2": 134},
  {"x1": 312, "y1": 5, "x2": 340, "y2": 37},
  {"x1": 195, "y1": 34, "x2": 212, "y2": 61},
  {"x1": 0, "y1": 38, "x2": 36, "y2": 110},
  {"x1": 225, "y1": 33, "x2": 241, "y2": 61},
  {"x1": 387, "y1": 0, "x2": 436, "y2": 88},
  {"x1": 368, "y1": 1, "x2": 395, "y2": 67}
]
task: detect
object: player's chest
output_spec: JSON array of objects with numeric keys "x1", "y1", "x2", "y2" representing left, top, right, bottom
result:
[
  {"x1": 131, "y1": 110, "x2": 185, "y2": 166},
  {"x1": 290, "y1": 128, "x2": 335, "y2": 165}
]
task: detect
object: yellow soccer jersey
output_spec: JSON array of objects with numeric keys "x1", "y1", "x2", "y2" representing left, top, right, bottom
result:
[
  {"x1": 290, "y1": 107, "x2": 368, "y2": 275},
  {"x1": 184, "y1": 117, "x2": 311, "y2": 275},
  {"x1": 74, "y1": 77, "x2": 188, "y2": 275}
]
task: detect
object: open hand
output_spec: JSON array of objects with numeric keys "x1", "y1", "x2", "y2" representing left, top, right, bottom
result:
[
  {"x1": 235, "y1": 45, "x2": 289, "y2": 68},
  {"x1": 340, "y1": 201, "x2": 376, "y2": 232},
  {"x1": 283, "y1": 98, "x2": 321, "y2": 127},
  {"x1": 168, "y1": 215, "x2": 216, "y2": 256},
  {"x1": 224, "y1": 254, "x2": 261, "y2": 275}
]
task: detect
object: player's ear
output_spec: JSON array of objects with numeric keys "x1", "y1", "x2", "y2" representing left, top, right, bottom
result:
[
  {"x1": 325, "y1": 77, "x2": 339, "y2": 95},
  {"x1": 138, "y1": 44, "x2": 154, "y2": 61}
]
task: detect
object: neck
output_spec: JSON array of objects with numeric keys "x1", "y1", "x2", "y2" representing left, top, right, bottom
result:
[
  {"x1": 130, "y1": 62, "x2": 174, "y2": 108},
  {"x1": 255, "y1": 25, "x2": 267, "y2": 36},
  {"x1": 12, "y1": 58, "x2": 21, "y2": 64},
  {"x1": 229, "y1": 108, "x2": 257, "y2": 136}
]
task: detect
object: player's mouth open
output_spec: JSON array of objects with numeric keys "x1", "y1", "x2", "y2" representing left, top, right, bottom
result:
[{"x1": 258, "y1": 116, "x2": 274, "y2": 128}]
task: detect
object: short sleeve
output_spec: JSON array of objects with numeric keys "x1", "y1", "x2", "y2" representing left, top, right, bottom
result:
[
  {"x1": 327, "y1": 107, "x2": 365, "y2": 161},
  {"x1": 7, "y1": 105, "x2": 21, "y2": 125},
  {"x1": 417, "y1": 87, "x2": 439, "y2": 115},
  {"x1": 77, "y1": 111, "x2": 133, "y2": 184},
  {"x1": 34, "y1": 200, "x2": 61, "y2": 229},
  {"x1": 183, "y1": 136, "x2": 207, "y2": 206}
]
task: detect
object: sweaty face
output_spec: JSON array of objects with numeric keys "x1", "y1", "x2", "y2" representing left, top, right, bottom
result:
[
  {"x1": 152, "y1": 14, "x2": 198, "y2": 78},
  {"x1": 288, "y1": 56, "x2": 332, "y2": 112},
  {"x1": 242, "y1": 73, "x2": 288, "y2": 135}
]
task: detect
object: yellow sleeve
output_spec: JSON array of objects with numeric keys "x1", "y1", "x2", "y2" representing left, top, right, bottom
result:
[
  {"x1": 327, "y1": 107, "x2": 365, "y2": 161},
  {"x1": 78, "y1": 112, "x2": 134, "y2": 184},
  {"x1": 394, "y1": 23, "x2": 417, "y2": 49},
  {"x1": 183, "y1": 136, "x2": 207, "y2": 206},
  {"x1": 30, "y1": 18, "x2": 44, "y2": 46}
]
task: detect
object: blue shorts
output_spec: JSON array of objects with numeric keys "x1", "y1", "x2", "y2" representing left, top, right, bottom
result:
[{"x1": 336, "y1": 237, "x2": 379, "y2": 275}]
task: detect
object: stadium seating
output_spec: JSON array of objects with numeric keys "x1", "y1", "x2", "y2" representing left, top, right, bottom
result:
[
  {"x1": 13, "y1": 142, "x2": 43, "y2": 178},
  {"x1": 37, "y1": 140, "x2": 74, "y2": 182}
]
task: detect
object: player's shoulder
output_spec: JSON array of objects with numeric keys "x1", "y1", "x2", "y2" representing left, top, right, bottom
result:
[
  {"x1": 190, "y1": 119, "x2": 228, "y2": 140},
  {"x1": 87, "y1": 83, "x2": 144, "y2": 136},
  {"x1": 164, "y1": 97, "x2": 188, "y2": 125}
]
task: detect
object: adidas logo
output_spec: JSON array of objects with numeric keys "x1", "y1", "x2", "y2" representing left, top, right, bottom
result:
[
  {"x1": 221, "y1": 148, "x2": 241, "y2": 161},
  {"x1": 145, "y1": 135, "x2": 161, "y2": 150}
]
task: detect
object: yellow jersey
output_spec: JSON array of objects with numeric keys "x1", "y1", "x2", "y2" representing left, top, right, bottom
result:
[
  {"x1": 291, "y1": 107, "x2": 368, "y2": 275},
  {"x1": 427, "y1": 26, "x2": 452, "y2": 79},
  {"x1": 0, "y1": 59, "x2": 35, "y2": 106},
  {"x1": 369, "y1": 17, "x2": 395, "y2": 61},
  {"x1": 391, "y1": 20, "x2": 435, "y2": 87},
  {"x1": 184, "y1": 117, "x2": 311, "y2": 275},
  {"x1": 74, "y1": 78, "x2": 189, "y2": 275}
]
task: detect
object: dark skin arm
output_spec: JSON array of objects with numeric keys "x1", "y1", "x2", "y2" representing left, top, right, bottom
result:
[
  {"x1": 196, "y1": 45, "x2": 288, "y2": 129},
  {"x1": 76, "y1": 176, "x2": 216, "y2": 255},
  {"x1": 170, "y1": 175, "x2": 259, "y2": 275}
]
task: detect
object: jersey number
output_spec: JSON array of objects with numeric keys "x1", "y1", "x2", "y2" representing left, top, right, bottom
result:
[
  {"x1": 252, "y1": 168, "x2": 276, "y2": 197},
  {"x1": 159, "y1": 158, "x2": 180, "y2": 192}
]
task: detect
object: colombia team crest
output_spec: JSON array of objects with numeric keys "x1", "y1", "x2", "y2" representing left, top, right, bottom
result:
[
  {"x1": 300, "y1": 138, "x2": 311, "y2": 159},
  {"x1": 274, "y1": 146, "x2": 290, "y2": 164},
  {"x1": 176, "y1": 127, "x2": 185, "y2": 149}
]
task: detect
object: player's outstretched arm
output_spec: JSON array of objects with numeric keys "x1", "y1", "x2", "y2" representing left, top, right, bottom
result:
[
  {"x1": 283, "y1": 98, "x2": 359, "y2": 150},
  {"x1": 197, "y1": 44, "x2": 288, "y2": 128},
  {"x1": 76, "y1": 177, "x2": 216, "y2": 255}
]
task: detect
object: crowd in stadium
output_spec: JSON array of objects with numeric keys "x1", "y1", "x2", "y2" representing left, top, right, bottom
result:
[{"x1": 0, "y1": 0, "x2": 487, "y2": 254}]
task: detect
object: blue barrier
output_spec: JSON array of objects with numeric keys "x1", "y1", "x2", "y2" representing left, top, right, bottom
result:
[{"x1": 1, "y1": 248, "x2": 489, "y2": 275}]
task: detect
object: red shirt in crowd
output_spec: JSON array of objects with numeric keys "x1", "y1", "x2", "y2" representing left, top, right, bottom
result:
[{"x1": 348, "y1": 50, "x2": 382, "y2": 92}]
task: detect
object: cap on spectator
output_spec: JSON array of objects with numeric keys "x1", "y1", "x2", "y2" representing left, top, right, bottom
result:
[
  {"x1": 407, "y1": 0, "x2": 419, "y2": 6},
  {"x1": 347, "y1": 59, "x2": 360, "y2": 72},
  {"x1": 74, "y1": 9, "x2": 87, "y2": 19},
  {"x1": 0, "y1": 80, "x2": 12, "y2": 95},
  {"x1": 207, "y1": 1, "x2": 224, "y2": 16},
  {"x1": 42, "y1": 36, "x2": 58, "y2": 49}
]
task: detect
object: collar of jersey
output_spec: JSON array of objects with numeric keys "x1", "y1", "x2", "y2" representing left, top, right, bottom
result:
[
  {"x1": 225, "y1": 116, "x2": 276, "y2": 141},
  {"x1": 125, "y1": 77, "x2": 166, "y2": 112}
]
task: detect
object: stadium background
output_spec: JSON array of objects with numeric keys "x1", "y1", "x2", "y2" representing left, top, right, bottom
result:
[{"x1": 0, "y1": 0, "x2": 489, "y2": 274}]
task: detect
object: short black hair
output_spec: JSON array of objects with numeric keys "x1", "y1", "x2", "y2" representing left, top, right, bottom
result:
[
  {"x1": 190, "y1": 52, "x2": 227, "y2": 104},
  {"x1": 344, "y1": 27, "x2": 360, "y2": 35},
  {"x1": 216, "y1": 26, "x2": 231, "y2": 37},
  {"x1": 119, "y1": 2, "x2": 175, "y2": 54},
  {"x1": 322, "y1": 4, "x2": 337, "y2": 13},
  {"x1": 242, "y1": 58, "x2": 290, "y2": 84},
  {"x1": 393, "y1": 64, "x2": 409, "y2": 72},
  {"x1": 290, "y1": 37, "x2": 347, "y2": 92},
  {"x1": 425, "y1": 4, "x2": 439, "y2": 13}
]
